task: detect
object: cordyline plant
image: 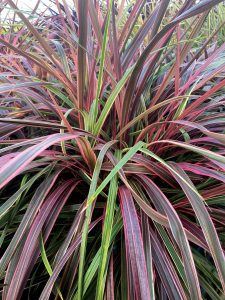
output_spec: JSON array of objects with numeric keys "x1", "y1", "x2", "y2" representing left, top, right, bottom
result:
[{"x1": 0, "y1": 0, "x2": 225, "y2": 299}]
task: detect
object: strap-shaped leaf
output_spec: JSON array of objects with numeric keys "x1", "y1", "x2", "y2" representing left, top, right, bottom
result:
[{"x1": 119, "y1": 186, "x2": 151, "y2": 300}]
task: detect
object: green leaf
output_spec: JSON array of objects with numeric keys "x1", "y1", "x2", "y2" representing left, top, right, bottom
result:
[
  {"x1": 87, "y1": 141, "x2": 145, "y2": 206},
  {"x1": 77, "y1": 141, "x2": 117, "y2": 300},
  {"x1": 91, "y1": 0, "x2": 113, "y2": 129},
  {"x1": 0, "y1": 166, "x2": 50, "y2": 219},
  {"x1": 40, "y1": 235, "x2": 64, "y2": 300},
  {"x1": 94, "y1": 64, "x2": 135, "y2": 136},
  {"x1": 96, "y1": 158, "x2": 118, "y2": 300}
]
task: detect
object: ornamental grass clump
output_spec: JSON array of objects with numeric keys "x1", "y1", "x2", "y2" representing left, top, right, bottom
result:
[{"x1": 0, "y1": 0, "x2": 225, "y2": 299}]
